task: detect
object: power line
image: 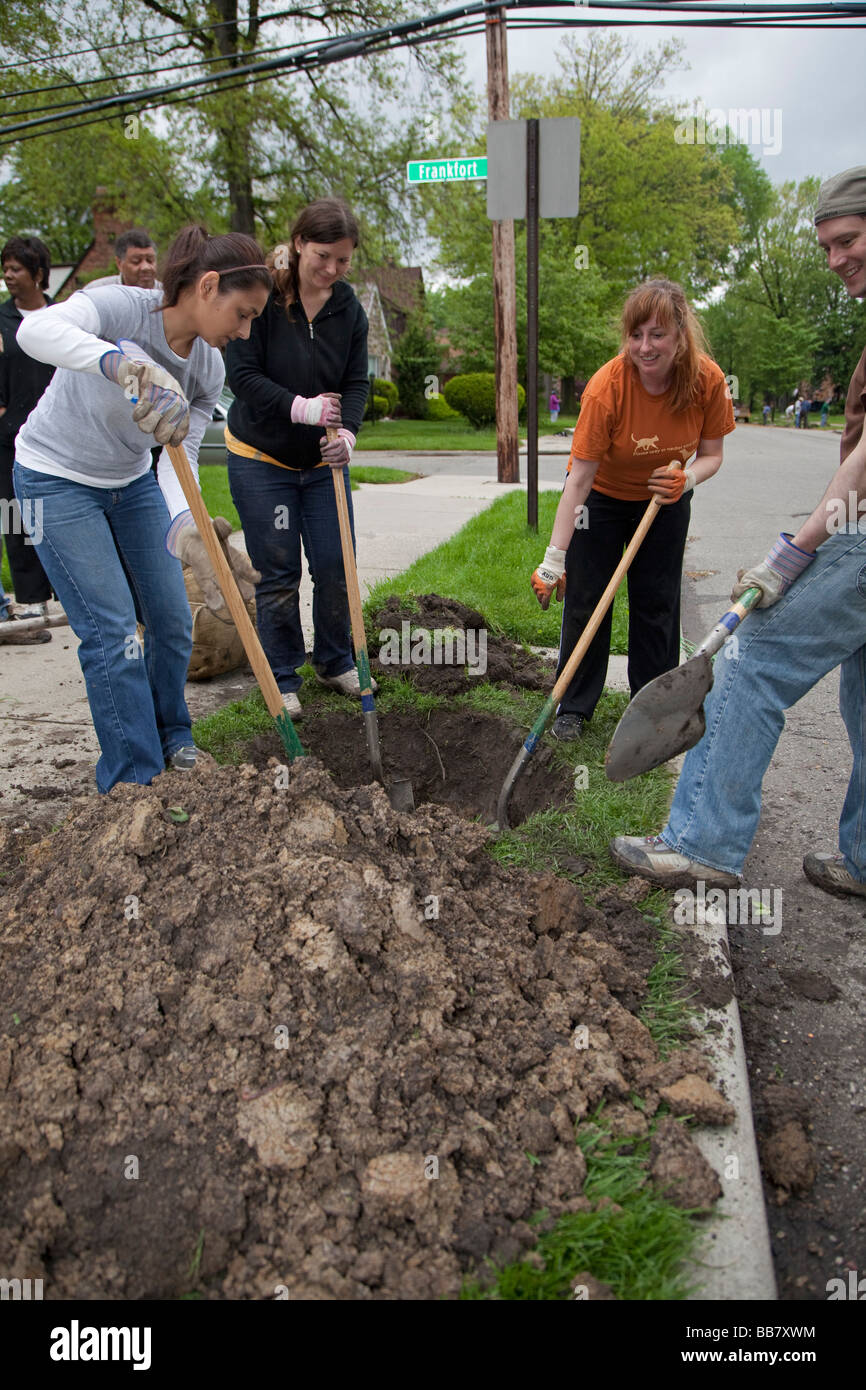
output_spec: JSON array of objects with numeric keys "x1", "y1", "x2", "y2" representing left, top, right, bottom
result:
[{"x1": 0, "y1": 0, "x2": 863, "y2": 145}]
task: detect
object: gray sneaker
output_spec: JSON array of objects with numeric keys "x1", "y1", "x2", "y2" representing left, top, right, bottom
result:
[
  {"x1": 167, "y1": 744, "x2": 214, "y2": 771},
  {"x1": 803, "y1": 851, "x2": 866, "y2": 899},
  {"x1": 316, "y1": 667, "x2": 378, "y2": 696},
  {"x1": 609, "y1": 834, "x2": 739, "y2": 889}
]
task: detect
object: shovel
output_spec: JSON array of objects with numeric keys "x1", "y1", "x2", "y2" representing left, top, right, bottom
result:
[
  {"x1": 604, "y1": 586, "x2": 762, "y2": 782},
  {"x1": 165, "y1": 442, "x2": 306, "y2": 765},
  {"x1": 494, "y1": 461, "x2": 683, "y2": 830},
  {"x1": 329, "y1": 431, "x2": 415, "y2": 812}
]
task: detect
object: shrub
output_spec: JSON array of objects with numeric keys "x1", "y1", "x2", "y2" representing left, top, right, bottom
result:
[
  {"x1": 374, "y1": 377, "x2": 399, "y2": 413},
  {"x1": 392, "y1": 309, "x2": 441, "y2": 418},
  {"x1": 425, "y1": 393, "x2": 460, "y2": 421},
  {"x1": 364, "y1": 393, "x2": 389, "y2": 421},
  {"x1": 443, "y1": 372, "x2": 526, "y2": 428}
]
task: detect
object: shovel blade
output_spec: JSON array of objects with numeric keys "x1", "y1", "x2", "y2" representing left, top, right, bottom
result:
[
  {"x1": 605, "y1": 653, "x2": 714, "y2": 782},
  {"x1": 387, "y1": 777, "x2": 415, "y2": 813}
]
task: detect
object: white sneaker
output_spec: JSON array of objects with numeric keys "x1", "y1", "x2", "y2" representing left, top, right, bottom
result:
[
  {"x1": 281, "y1": 691, "x2": 302, "y2": 719},
  {"x1": 316, "y1": 667, "x2": 378, "y2": 697}
]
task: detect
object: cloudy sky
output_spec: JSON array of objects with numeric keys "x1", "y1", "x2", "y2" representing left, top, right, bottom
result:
[{"x1": 455, "y1": 6, "x2": 863, "y2": 184}]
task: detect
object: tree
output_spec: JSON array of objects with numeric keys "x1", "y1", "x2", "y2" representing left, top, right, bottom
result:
[{"x1": 391, "y1": 308, "x2": 441, "y2": 418}]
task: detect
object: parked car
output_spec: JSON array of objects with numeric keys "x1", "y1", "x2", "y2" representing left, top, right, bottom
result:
[
  {"x1": 199, "y1": 387, "x2": 234, "y2": 467},
  {"x1": 733, "y1": 402, "x2": 751, "y2": 423}
]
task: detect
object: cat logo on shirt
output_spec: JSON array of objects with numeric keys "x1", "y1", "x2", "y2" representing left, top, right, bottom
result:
[{"x1": 631, "y1": 433, "x2": 660, "y2": 455}]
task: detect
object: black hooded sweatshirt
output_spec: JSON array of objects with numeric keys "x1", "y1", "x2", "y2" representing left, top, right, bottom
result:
[{"x1": 225, "y1": 279, "x2": 369, "y2": 470}]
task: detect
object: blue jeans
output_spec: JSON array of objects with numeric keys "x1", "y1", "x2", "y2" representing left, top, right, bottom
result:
[
  {"x1": 660, "y1": 525, "x2": 866, "y2": 880},
  {"x1": 226, "y1": 453, "x2": 355, "y2": 693},
  {"x1": 13, "y1": 462, "x2": 193, "y2": 793}
]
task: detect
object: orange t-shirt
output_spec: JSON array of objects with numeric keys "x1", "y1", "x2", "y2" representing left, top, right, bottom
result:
[{"x1": 567, "y1": 353, "x2": 735, "y2": 501}]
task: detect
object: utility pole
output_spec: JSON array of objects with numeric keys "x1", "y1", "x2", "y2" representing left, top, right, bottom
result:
[{"x1": 485, "y1": 5, "x2": 519, "y2": 484}]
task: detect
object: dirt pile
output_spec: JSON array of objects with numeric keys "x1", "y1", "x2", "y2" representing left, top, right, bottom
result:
[
  {"x1": 370, "y1": 594, "x2": 553, "y2": 695},
  {"x1": 0, "y1": 760, "x2": 726, "y2": 1299}
]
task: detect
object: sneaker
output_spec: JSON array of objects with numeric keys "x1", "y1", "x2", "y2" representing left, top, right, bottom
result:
[
  {"x1": 167, "y1": 744, "x2": 214, "y2": 771},
  {"x1": 609, "y1": 834, "x2": 739, "y2": 889},
  {"x1": 552, "y1": 714, "x2": 584, "y2": 742},
  {"x1": 281, "y1": 691, "x2": 302, "y2": 719},
  {"x1": 316, "y1": 667, "x2": 378, "y2": 697},
  {"x1": 11, "y1": 601, "x2": 49, "y2": 620},
  {"x1": 803, "y1": 851, "x2": 866, "y2": 899}
]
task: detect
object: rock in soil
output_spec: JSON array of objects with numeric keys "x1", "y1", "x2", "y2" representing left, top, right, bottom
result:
[{"x1": 0, "y1": 758, "x2": 728, "y2": 1299}]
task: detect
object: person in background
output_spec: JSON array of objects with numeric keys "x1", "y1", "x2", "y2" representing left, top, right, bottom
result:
[
  {"x1": 549, "y1": 388, "x2": 560, "y2": 423},
  {"x1": 820, "y1": 398, "x2": 830, "y2": 428},
  {"x1": 799, "y1": 391, "x2": 812, "y2": 428},
  {"x1": 225, "y1": 198, "x2": 370, "y2": 721},
  {"x1": 13, "y1": 225, "x2": 270, "y2": 792},
  {"x1": 531, "y1": 277, "x2": 734, "y2": 741},
  {"x1": 763, "y1": 402, "x2": 771, "y2": 425},
  {"x1": 86, "y1": 229, "x2": 160, "y2": 290},
  {"x1": 0, "y1": 235, "x2": 57, "y2": 642}
]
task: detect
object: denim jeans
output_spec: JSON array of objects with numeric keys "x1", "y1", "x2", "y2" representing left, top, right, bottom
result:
[
  {"x1": 227, "y1": 452, "x2": 355, "y2": 693},
  {"x1": 13, "y1": 462, "x2": 193, "y2": 793},
  {"x1": 660, "y1": 524, "x2": 866, "y2": 880}
]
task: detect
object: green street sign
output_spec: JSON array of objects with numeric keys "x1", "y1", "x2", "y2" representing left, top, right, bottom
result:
[{"x1": 406, "y1": 157, "x2": 487, "y2": 184}]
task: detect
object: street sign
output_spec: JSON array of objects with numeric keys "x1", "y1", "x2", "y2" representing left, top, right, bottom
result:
[
  {"x1": 486, "y1": 119, "x2": 580, "y2": 219},
  {"x1": 406, "y1": 157, "x2": 487, "y2": 184}
]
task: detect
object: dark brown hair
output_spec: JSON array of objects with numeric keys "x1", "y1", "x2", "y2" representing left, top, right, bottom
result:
[
  {"x1": 269, "y1": 199, "x2": 360, "y2": 311},
  {"x1": 620, "y1": 278, "x2": 710, "y2": 413},
  {"x1": 160, "y1": 225, "x2": 272, "y2": 308}
]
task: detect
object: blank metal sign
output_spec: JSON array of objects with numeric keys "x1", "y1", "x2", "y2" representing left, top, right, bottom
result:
[{"x1": 486, "y1": 118, "x2": 580, "y2": 220}]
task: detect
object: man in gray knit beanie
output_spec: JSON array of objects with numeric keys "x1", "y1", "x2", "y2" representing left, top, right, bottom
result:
[{"x1": 611, "y1": 166, "x2": 866, "y2": 900}]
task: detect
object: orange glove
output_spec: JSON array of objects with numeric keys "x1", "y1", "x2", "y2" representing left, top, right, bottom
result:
[
  {"x1": 531, "y1": 546, "x2": 567, "y2": 610},
  {"x1": 647, "y1": 465, "x2": 696, "y2": 504}
]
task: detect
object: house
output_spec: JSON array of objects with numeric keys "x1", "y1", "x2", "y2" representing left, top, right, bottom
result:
[
  {"x1": 352, "y1": 279, "x2": 393, "y2": 380},
  {"x1": 54, "y1": 189, "x2": 136, "y2": 299}
]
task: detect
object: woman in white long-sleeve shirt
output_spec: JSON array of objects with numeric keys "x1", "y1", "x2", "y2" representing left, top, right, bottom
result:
[{"x1": 14, "y1": 225, "x2": 271, "y2": 793}]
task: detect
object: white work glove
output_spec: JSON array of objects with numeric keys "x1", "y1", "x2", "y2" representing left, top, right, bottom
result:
[
  {"x1": 168, "y1": 513, "x2": 261, "y2": 617},
  {"x1": 99, "y1": 338, "x2": 190, "y2": 446},
  {"x1": 290, "y1": 391, "x2": 342, "y2": 427},
  {"x1": 319, "y1": 428, "x2": 356, "y2": 469},
  {"x1": 731, "y1": 532, "x2": 816, "y2": 608},
  {"x1": 531, "y1": 545, "x2": 567, "y2": 610}
]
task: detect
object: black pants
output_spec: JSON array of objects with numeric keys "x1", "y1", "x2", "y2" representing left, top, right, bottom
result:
[
  {"x1": 557, "y1": 487, "x2": 692, "y2": 720},
  {"x1": 0, "y1": 445, "x2": 53, "y2": 604}
]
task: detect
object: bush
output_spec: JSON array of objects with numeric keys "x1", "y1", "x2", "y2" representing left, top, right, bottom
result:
[
  {"x1": 373, "y1": 377, "x2": 398, "y2": 413},
  {"x1": 364, "y1": 393, "x2": 388, "y2": 421},
  {"x1": 425, "y1": 392, "x2": 460, "y2": 421},
  {"x1": 443, "y1": 372, "x2": 526, "y2": 428}
]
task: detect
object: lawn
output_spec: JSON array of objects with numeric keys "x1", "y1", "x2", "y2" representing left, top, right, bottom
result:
[{"x1": 355, "y1": 415, "x2": 577, "y2": 452}]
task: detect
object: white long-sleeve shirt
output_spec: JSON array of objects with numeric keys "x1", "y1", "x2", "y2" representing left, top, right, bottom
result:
[{"x1": 15, "y1": 285, "x2": 223, "y2": 519}]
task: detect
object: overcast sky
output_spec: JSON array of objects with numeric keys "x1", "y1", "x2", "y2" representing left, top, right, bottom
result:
[{"x1": 456, "y1": 8, "x2": 863, "y2": 185}]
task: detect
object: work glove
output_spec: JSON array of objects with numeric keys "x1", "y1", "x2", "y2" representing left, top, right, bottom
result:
[
  {"x1": 168, "y1": 514, "x2": 261, "y2": 618},
  {"x1": 99, "y1": 339, "x2": 190, "y2": 446},
  {"x1": 531, "y1": 545, "x2": 567, "y2": 610},
  {"x1": 647, "y1": 464, "x2": 696, "y2": 504},
  {"x1": 319, "y1": 427, "x2": 356, "y2": 469},
  {"x1": 290, "y1": 391, "x2": 342, "y2": 427},
  {"x1": 731, "y1": 532, "x2": 816, "y2": 608}
]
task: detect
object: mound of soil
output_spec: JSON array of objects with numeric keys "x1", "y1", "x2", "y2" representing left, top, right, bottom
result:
[
  {"x1": 0, "y1": 760, "x2": 727, "y2": 1300},
  {"x1": 370, "y1": 594, "x2": 553, "y2": 696},
  {"x1": 246, "y1": 708, "x2": 574, "y2": 826}
]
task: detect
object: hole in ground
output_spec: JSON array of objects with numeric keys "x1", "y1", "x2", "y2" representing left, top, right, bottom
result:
[{"x1": 242, "y1": 707, "x2": 575, "y2": 825}]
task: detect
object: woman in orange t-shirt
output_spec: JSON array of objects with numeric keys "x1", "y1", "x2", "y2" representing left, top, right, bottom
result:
[{"x1": 531, "y1": 278, "x2": 735, "y2": 740}]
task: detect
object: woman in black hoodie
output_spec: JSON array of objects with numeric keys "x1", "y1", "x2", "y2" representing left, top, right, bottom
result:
[{"x1": 225, "y1": 199, "x2": 370, "y2": 719}]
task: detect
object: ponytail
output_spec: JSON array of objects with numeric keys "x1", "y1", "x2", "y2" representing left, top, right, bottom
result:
[
  {"x1": 160, "y1": 225, "x2": 272, "y2": 308},
  {"x1": 269, "y1": 198, "x2": 360, "y2": 312}
]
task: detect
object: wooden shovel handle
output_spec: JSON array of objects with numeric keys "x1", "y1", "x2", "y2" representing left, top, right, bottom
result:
[
  {"x1": 165, "y1": 442, "x2": 284, "y2": 721},
  {"x1": 551, "y1": 458, "x2": 683, "y2": 706}
]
